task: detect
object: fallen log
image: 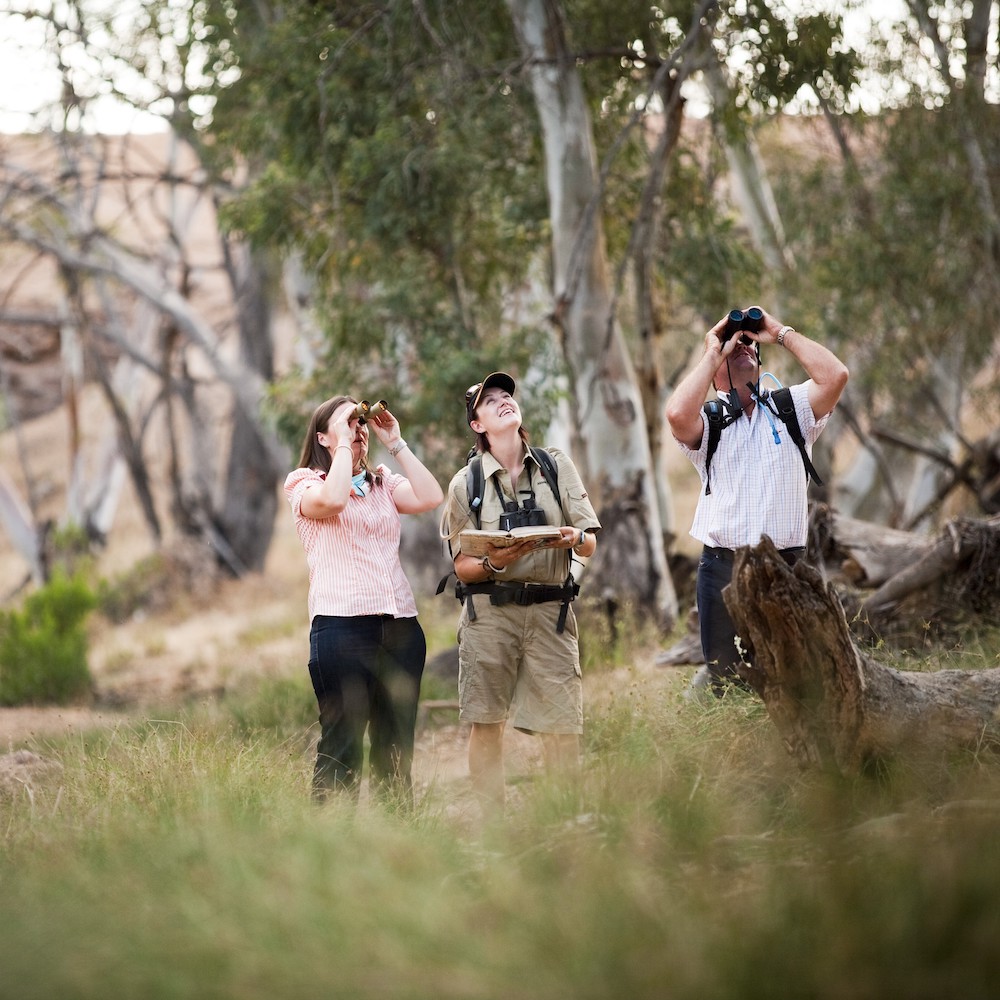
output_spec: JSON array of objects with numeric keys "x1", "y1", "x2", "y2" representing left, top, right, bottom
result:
[
  {"x1": 726, "y1": 536, "x2": 1000, "y2": 776},
  {"x1": 810, "y1": 505, "x2": 1000, "y2": 638},
  {"x1": 809, "y1": 502, "x2": 938, "y2": 587}
]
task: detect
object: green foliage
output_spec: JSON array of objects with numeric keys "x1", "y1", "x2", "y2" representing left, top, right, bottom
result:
[
  {"x1": 46, "y1": 523, "x2": 95, "y2": 578},
  {"x1": 201, "y1": 1, "x2": 565, "y2": 476},
  {"x1": 0, "y1": 573, "x2": 95, "y2": 706},
  {"x1": 96, "y1": 554, "x2": 174, "y2": 623},
  {"x1": 771, "y1": 98, "x2": 998, "y2": 434}
]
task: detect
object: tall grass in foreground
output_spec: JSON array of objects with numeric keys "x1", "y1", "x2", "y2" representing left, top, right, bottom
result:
[{"x1": 3, "y1": 672, "x2": 1000, "y2": 1000}]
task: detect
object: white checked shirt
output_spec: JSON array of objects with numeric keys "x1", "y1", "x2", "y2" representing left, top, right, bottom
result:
[
  {"x1": 284, "y1": 465, "x2": 419, "y2": 622},
  {"x1": 677, "y1": 381, "x2": 830, "y2": 551}
]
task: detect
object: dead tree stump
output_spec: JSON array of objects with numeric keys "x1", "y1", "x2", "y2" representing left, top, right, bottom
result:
[{"x1": 726, "y1": 536, "x2": 1000, "y2": 776}]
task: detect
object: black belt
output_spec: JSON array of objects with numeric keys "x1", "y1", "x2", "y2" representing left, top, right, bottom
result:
[
  {"x1": 457, "y1": 579, "x2": 579, "y2": 632},
  {"x1": 703, "y1": 545, "x2": 805, "y2": 564}
]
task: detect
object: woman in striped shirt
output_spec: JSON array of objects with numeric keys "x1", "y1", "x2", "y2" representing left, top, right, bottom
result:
[{"x1": 285, "y1": 396, "x2": 444, "y2": 804}]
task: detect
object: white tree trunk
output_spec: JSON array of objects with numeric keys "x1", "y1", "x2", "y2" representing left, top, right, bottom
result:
[
  {"x1": 505, "y1": 0, "x2": 677, "y2": 626},
  {"x1": 0, "y1": 466, "x2": 43, "y2": 586},
  {"x1": 704, "y1": 58, "x2": 795, "y2": 276}
]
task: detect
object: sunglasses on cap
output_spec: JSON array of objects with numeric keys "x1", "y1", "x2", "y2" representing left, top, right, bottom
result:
[{"x1": 465, "y1": 383, "x2": 482, "y2": 403}]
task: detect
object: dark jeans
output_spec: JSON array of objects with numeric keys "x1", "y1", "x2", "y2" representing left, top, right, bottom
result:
[
  {"x1": 308, "y1": 614, "x2": 425, "y2": 803},
  {"x1": 696, "y1": 545, "x2": 803, "y2": 695}
]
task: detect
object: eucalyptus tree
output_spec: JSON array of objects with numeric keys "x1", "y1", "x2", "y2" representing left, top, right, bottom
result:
[
  {"x1": 1, "y1": 0, "x2": 893, "y2": 618},
  {"x1": 192, "y1": 0, "x2": 874, "y2": 624},
  {"x1": 200, "y1": 2, "x2": 554, "y2": 459},
  {"x1": 198, "y1": 0, "x2": 684, "y2": 618},
  {"x1": 753, "y1": 0, "x2": 1000, "y2": 527},
  {"x1": 0, "y1": 0, "x2": 292, "y2": 582}
]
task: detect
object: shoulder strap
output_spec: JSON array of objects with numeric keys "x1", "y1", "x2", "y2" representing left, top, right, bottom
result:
[
  {"x1": 771, "y1": 387, "x2": 823, "y2": 486},
  {"x1": 529, "y1": 446, "x2": 564, "y2": 520},
  {"x1": 465, "y1": 454, "x2": 485, "y2": 529},
  {"x1": 465, "y1": 446, "x2": 567, "y2": 528},
  {"x1": 702, "y1": 401, "x2": 725, "y2": 495}
]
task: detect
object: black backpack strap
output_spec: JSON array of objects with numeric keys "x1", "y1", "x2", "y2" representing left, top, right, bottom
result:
[
  {"x1": 465, "y1": 454, "x2": 485, "y2": 529},
  {"x1": 702, "y1": 401, "x2": 725, "y2": 495},
  {"x1": 528, "y1": 446, "x2": 565, "y2": 521},
  {"x1": 771, "y1": 387, "x2": 823, "y2": 486}
]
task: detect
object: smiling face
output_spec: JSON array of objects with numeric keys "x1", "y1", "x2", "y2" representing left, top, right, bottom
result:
[{"x1": 468, "y1": 386, "x2": 522, "y2": 437}]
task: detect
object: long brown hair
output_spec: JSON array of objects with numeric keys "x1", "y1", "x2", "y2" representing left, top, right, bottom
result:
[{"x1": 296, "y1": 395, "x2": 382, "y2": 485}]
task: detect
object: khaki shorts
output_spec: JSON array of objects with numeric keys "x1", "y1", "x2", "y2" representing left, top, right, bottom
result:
[{"x1": 457, "y1": 597, "x2": 583, "y2": 735}]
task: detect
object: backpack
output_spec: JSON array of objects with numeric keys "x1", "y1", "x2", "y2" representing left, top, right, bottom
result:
[
  {"x1": 465, "y1": 445, "x2": 564, "y2": 529},
  {"x1": 703, "y1": 385, "x2": 822, "y2": 495},
  {"x1": 437, "y1": 446, "x2": 579, "y2": 631}
]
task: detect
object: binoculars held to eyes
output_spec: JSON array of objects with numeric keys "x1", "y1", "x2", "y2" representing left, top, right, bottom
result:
[
  {"x1": 352, "y1": 399, "x2": 388, "y2": 423},
  {"x1": 722, "y1": 306, "x2": 764, "y2": 345}
]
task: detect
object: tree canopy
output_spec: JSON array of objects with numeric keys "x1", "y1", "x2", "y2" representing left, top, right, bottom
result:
[{"x1": 2, "y1": 0, "x2": 1000, "y2": 620}]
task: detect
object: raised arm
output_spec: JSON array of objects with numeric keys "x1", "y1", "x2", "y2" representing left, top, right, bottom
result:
[
  {"x1": 368, "y1": 407, "x2": 443, "y2": 514},
  {"x1": 665, "y1": 314, "x2": 737, "y2": 449},
  {"x1": 753, "y1": 312, "x2": 850, "y2": 419}
]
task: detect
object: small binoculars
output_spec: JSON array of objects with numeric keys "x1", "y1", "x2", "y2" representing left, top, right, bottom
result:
[
  {"x1": 723, "y1": 306, "x2": 764, "y2": 344},
  {"x1": 352, "y1": 399, "x2": 388, "y2": 424}
]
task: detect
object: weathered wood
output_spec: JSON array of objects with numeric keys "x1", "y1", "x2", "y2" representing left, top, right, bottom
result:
[
  {"x1": 810, "y1": 505, "x2": 1000, "y2": 634},
  {"x1": 859, "y1": 521, "x2": 977, "y2": 618},
  {"x1": 727, "y1": 536, "x2": 1000, "y2": 775},
  {"x1": 810, "y1": 503, "x2": 932, "y2": 587},
  {"x1": 654, "y1": 607, "x2": 702, "y2": 667}
]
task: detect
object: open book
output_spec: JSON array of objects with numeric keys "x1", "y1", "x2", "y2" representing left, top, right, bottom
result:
[{"x1": 459, "y1": 525, "x2": 562, "y2": 558}]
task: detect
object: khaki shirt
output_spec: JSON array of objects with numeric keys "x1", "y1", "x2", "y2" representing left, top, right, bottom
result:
[{"x1": 443, "y1": 446, "x2": 601, "y2": 586}]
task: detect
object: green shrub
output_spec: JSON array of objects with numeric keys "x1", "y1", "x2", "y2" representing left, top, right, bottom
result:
[
  {"x1": 96, "y1": 553, "x2": 175, "y2": 623},
  {"x1": 0, "y1": 572, "x2": 96, "y2": 705}
]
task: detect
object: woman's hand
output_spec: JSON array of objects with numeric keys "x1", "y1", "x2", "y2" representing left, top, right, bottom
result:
[
  {"x1": 554, "y1": 526, "x2": 594, "y2": 558},
  {"x1": 482, "y1": 538, "x2": 537, "y2": 570},
  {"x1": 554, "y1": 526, "x2": 581, "y2": 549},
  {"x1": 329, "y1": 401, "x2": 361, "y2": 449},
  {"x1": 367, "y1": 406, "x2": 403, "y2": 451}
]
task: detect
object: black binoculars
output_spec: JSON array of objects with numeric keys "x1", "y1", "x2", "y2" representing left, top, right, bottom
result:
[
  {"x1": 722, "y1": 306, "x2": 764, "y2": 344},
  {"x1": 499, "y1": 498, "x2": 548, "y2": 532},
  {"x1": 353, "y1": 399, "x2": 387, "y2": 424}
]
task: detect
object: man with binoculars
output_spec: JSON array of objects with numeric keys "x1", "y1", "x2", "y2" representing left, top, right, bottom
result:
[
  {"x1": 665, "y1": 307, "x2": 849, "y2": 699},
  {"x1": 442, "y1": 372, "x2": 601, "y2": 816}
]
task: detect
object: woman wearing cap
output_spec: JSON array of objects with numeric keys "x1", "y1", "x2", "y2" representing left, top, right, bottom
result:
[
  {"x1": 442, "y1": 372, "x2": 601, "y2": 815},
  {"x1": 284, "y1": 395, "x2": 444, "y2": 805}
]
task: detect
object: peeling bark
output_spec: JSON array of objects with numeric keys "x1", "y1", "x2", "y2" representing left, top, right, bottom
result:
[
  {"x1": 811, "y1": 505, "x2": 1000, "y2": 634},
  {"x1": 727, "y1": 536, "x2": 1000, "y2": 775}
]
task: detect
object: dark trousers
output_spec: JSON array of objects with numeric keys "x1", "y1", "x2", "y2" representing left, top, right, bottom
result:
[
  {"x1": 308, "y1": 614, "x2": 425, "y2": 803},
  {"x1": 696, "y1": 545, "x2": 803, "y2": 695}
]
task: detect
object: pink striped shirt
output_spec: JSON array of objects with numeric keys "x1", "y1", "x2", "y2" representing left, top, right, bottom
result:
[{"x1": 284, "y1": 465, "x2": 419, "y2": 622}]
